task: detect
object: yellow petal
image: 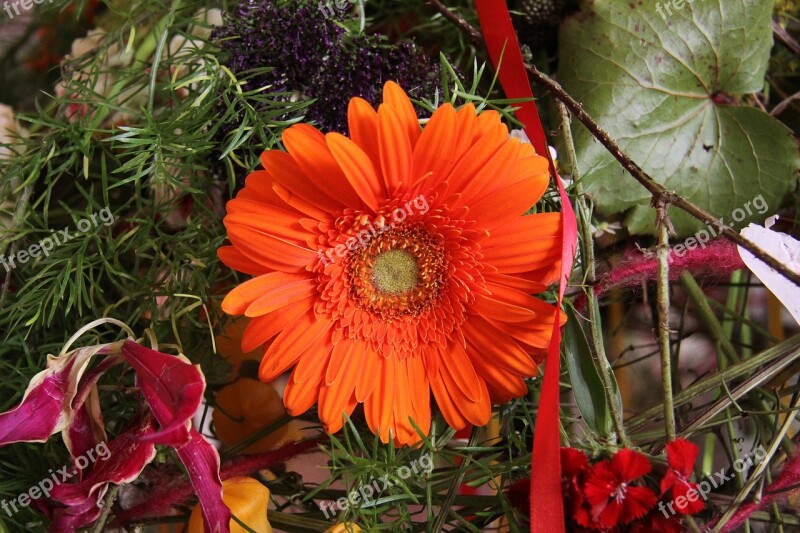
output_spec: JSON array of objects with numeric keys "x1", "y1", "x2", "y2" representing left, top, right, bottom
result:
[
  {"x1": 325, "y1": 523, "x2": 362, "y2": 533},
  {"x1": 187, "y1": 477, "x2": 272, "y2": 533}
]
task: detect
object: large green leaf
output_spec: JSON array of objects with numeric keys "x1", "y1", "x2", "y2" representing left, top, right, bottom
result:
[{"x1": 558, "y1": 0, "x2": 799, "y2": 236}]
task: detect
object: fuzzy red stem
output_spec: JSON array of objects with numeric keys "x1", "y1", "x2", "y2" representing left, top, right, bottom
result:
[
  {"x1": 114, "y1": 437, "x2": 322, "y2": 525},
  {"x1": 575, "y1": 239, "x2": 745, "y2": 310}
]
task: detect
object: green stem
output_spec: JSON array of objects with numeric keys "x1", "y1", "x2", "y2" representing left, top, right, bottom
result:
[
  {"x1": 682, "y1": 272, "x2": 739, "y2": 365},
  {"x1": 556, "y1": 101, "x2": 629, "y2": 446},
  {"x1": 655, "y1": 201, "x2": 676, "y2": 442},
  {"x1": 712, "y1": 394, "x2": 800, "y2": 532},
  {"x1": 626, "y1": 334, "x2": 800, "y2": 431},
  {"x1": 90, "y1": 484, "x2": 120, "y2": 533}
]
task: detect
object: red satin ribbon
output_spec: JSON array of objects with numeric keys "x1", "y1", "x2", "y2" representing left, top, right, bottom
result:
[{"x1": 474, "y1": 2, "x2": 578, "y2": 532}]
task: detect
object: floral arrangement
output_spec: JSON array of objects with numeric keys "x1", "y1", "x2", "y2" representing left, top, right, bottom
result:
[{"x1": 0, "y1": 0, "x2": 799, "y2": 532}]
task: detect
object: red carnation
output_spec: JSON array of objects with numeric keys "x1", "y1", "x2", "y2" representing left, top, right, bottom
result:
[
  {"x1": 581, "y1": 449, "x2": 657, "y2": 528},
  {"x1": 562, "y1": 447, "x2": 591, "y2": 524},
  {"x1": 661, "y1": 438, "x2": 705, "y2": 516}
]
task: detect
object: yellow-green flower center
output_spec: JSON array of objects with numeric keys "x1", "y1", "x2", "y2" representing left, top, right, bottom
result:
[{"x1": 372, "y1": 249, "x2": 419, "y2": 294}]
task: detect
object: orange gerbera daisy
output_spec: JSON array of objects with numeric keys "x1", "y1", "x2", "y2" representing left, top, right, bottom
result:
[{"x1": 218, "y1": 81, "x2": 563, "y2": 446}]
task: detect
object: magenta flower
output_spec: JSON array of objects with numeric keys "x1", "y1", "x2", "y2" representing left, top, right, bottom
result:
[{"x1": 0, "y1": 338, "x2": 230, "y2": 532}]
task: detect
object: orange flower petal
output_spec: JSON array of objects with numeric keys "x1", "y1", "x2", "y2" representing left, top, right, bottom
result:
[
  {"x1": 261, "y1": 150, "x2": 343, "y2": 215},
  {"x1": 364, "y1": 355, "x2": 396, "y2": 443},
  {"x1": 324, "y1": 340, "x2": 353, "y2": 386},
  {"x1": 244, "y1": 278, "x2": 317, "y2": 317},
  {"x1": 241, "y1": 297, "x2": 314, "y2": 352},
  {"x1": 236, "y1": 170, "x2": 286, "y2": 208},
  {"x1": 482, "y1": 212, "x2": 562, "y2": 273},
  {"x1": 258, "y1": 313, "x2": 330, "y2": 381},
  {"x1": 482, "y1": 314, "x2": 554, "y2": 352},
  {"x1": 291, "y1": 329, "x2": 334, "y2": 385},
  {"x1": 468, "y1": 353, "x2": 529, "y2": 404},
  {"x1": 282, "y1": 124, "x2": 363, "y2": 206},
  {"x1": 411, "y1": 103, "x2": 457, "y2": 184},
  {"x1": 439, "y1": 117, "x2": 507, "y2": 195},
  {"x1": 225, "y1": 200, "x2": 314, "y2": 244},
  {"x1": 378, "y1": 103, "x2": 412, "y2": 195},
  {"x1": 217, "y1": 246, "x2": 271, "y2": 277},
  {"x1": 271, "y1": 181, "x2": 331, "y2": 221},
  {"x1": 456, "y1": 138, "x2": 520, "y2": 207},
  {"x1": 226, "y1": 224, "x2": 315, "y2": 272},
  {"x1": 472, "y1": 294, "x2": 537, "y2": 323},
  {"x1": 462, "y1": 315, "x2": 537, "y2": 376},
  {"x1": 221, "y1": 272, "x2": 308, "y2": 315},
  {"x1": 326, "y1": 132, "x2": 386, "y2": 211},
  {"x1": 438, "y1": 356, "x2": 491, "y2": 427},
  {"x1": 406, "y1": 356, "x2": 431, "y2": 437},
  {"x1": 392, "y1": 358, "x2": 416, "y2": 444},
  {"x1": 483, "y1": 271, "x2": 548, "y2": 293},
  {"x1": 348, "y1": 97, "x2": 381, "y2": 171},
  {"x1": 429, "y1": 367, "x2": 468, "y2": 430},
  {"x1": 284, "y1": 333, "x2": 332, "y2": 415},
  {"x1": 319, "y1": 346, "x2": 360, "y2": 433},
  {"x1": 467, "y1": 176, "x2": 541, "y2": 226},
  {"x1": 438, "y1": 342, "x2": 482, "y2": 402},
  {"x1": 382, "y1": 81, "x2": 420, "y2": 147},
  {"x1": 450, "y1": 103, "x2": 478, "y2": 165},
  {"x1": 354, "y1": 343, "x2": 380, "y2": 402}
]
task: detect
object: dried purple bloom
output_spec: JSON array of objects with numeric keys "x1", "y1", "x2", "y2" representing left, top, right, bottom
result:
[{"x1": 212, "y1": 0, "x2": 441, "y2": 134}]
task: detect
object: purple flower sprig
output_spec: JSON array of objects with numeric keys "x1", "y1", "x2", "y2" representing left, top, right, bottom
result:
[{"x1": 212, "y1": 0, "x2": 441, "y2": 134}]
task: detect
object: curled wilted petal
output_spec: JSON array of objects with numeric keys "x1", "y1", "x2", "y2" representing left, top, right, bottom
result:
[
  {"x1": 188, "y1": 476, "x2": 271, "y2": 533},
  {"x1": 45, "y1": 491, "x2": 106, "y2": 532},
  {"x1": 120, "y1": 341, "x2": 229, "y2": 532},
  {"x1": 120, "y1": 340, "x2": 205, "y2": 446},
  {"x1": 177, "y1": 429, "x2": 232, "y2": 533},
  {"x1": 50, "y1": 416, "x2": 157, "y2": 507},
  {"x1": 0, "y1": 343, "x2": 118, "y2": 447},
  {"x1": 64, "y1": 389, "x2": 108, "y2": 468}
]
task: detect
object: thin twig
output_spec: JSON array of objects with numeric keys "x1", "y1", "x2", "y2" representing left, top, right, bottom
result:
[
  {"x1": 426, "y1": 0, "x2": 483, "y2": 47},
  {"x1": 655, "y1": 199, "x2": 676, "y2": 443},
  {"x1": 91, "y1": 484, "x2": 120, "y2": 533},
  {"x1": 774, "y1": 20, "x2": 800, "y2": 56},
  {"x1": 558, "y1": 101, "x2": 630, "y2": 446},
  {"x1": 428, "y1": 8, "x2": 800, "y2": 288},
  {"x1": 771, "y1": 90, "x2": 800, "y2": 116}
]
